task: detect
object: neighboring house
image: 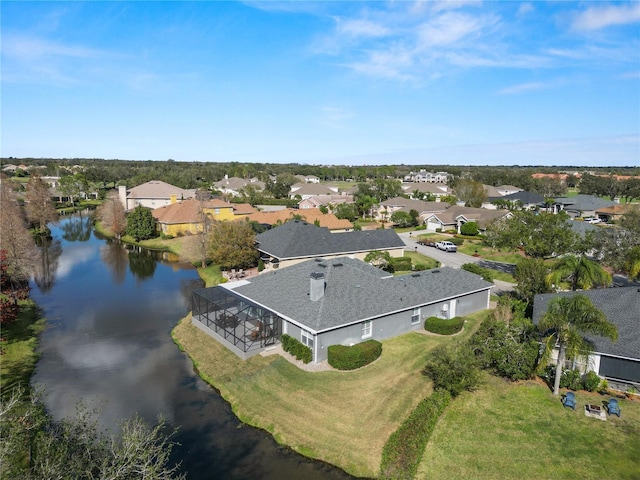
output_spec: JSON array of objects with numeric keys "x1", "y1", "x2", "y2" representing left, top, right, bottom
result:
[
  {"x1": 532, "y1": 287, "x2": 640, "y2": 391},
  {"x1": 255, "y1": 220, "x2": 405, "y2": 269},
  {"x1": 192, "y1": 257, "x2": 493, "y2": 362},
  {"x1": 403, "y1": 170, "x2": 450, "y2": 183},
  {"x1": 231, "y1": 203, "x2": 259, "y2": 216},
  {"x1": 241, "y1": 208, "x2": 353, "y2": 232},
  {"x1": 298, "y1": 194, "x2": 354, "y2": 210},
  {"x1": 151, "y1": 198, "x2": 236, "y2": 236},
  {"x1": 494, "y1": 185, "x2": 522, "y2": 196},
  {"x1": 595, "y1": 204, "x2": 637, "y2": 223},
  {"x1": 552, "y1": 194, "x2": 616, "y2": 218},
  {"x1": 118, "y1": 181, "x2": 196, "y2": 211},
  {"x1": 295, "y1": 174, "x2": 321, "y2": 184},
  {"x1": 401, "y1": 183, "x2": 449, "y2": 198},
  {"x1": 289, "y1": 183, "x2": 340, "y2": 200},
  {"x1": 376, "y1": 197, "x2": 449, "y2": 222},
  {"x1": 214, "y1": 176, "x2": 266, "y2": 197},
  {"x1": 422, "y1": 206, "x2": 512, "y2": 233},
  {"x1": 485, "y1": 191, "x2": 544, "y2": 210}
]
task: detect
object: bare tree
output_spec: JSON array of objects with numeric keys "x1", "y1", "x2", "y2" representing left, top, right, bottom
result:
[
  {"x1": 0, "y1": 177, "x2": 37, "y2": 286},
  {"x1": 96, "y1": 191, "x2": 126, "y2": 238},
  {"x1": 25, "y1": 175, "x2": 58, "y2": 234}
]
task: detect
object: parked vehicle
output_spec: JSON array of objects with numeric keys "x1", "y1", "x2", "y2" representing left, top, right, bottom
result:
[
  {"x1": 583, "y1": 217, "x2": 602, "y2": 224},
  {"x1": 435, "y1": 241, "x2": 457, "y2": 252}
]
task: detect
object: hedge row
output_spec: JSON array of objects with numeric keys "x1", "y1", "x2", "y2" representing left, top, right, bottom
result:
[
  {"x1": 327, "y1": 340, "x2": 382, "y2": 370},
  {"x1": 461, "y1": 263, "x2": 494, "y2": 283},
  {"x1": 390, "y1": 257, "x2": 412, "y2": 272},
  {"x1": 379, "y1": 389, "x2": 452, "y2": 480},
  {"x1": 424, "y1": 316, "x2": 465, "y2": 335},
  {"x1": 281, "y1": 334, "x2": 312, "y2": 364}
]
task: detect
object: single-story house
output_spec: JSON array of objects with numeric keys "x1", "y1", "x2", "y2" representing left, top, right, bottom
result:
[
  {"x1": 213, "y1": 176, "x2": 266, "y2": 197},
  {"x1": 118, "y1": 181, "x2": 196, "y2": 211},
  {"x1": 400, "y1": 183, "x2": 450, "y2": 198},
  {"x1": 289, "y1": 183, "x2": 340, "y2": 200},
  {"x1": 192, "y1": 257, "x2": 493, "y2": 362},
  {"x1": 255, "y1": 220, "x2": 405, "y2": 269},
  {"x1": 485, "y1": 191, "x2": 544, "y2": 210},
  {"x1": 403, "y1": 170, "x2": 450, "y2": 183},
  {"x1": 422, "y1": 206, "x2": 512, "y2": 233},
  {"x1": 376, "y1": 197, "x2": 449, "y2": 222},
  {"x1": 595, "y1": 204, "x2": 637, "y2": 223},
  {"x1": 532, "y1": 287, "x2": 640, "y2": 392},
  {"x1": 151, "y1": 198, "x2": 237, "y2": 236},
  {"x1": 551, "y1": 194, "x2": 616, "y2": 218},
  {"x1": 298, "y1": 194, "x2": 354, "y2": 210}
]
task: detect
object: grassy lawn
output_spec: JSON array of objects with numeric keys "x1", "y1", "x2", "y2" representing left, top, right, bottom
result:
[
  {"x1": 419, "y1": 375, "x2": 640, "y2": 480},
  {"x1": 198, "y1": 264, "x2": 223, "y2": 287},
  {"x1": 403, "y1": 250, "x2": 440, "y2": 269},
  {"x1": 0, "y1": 300, "x2": 47, "y2": 399},
  {"x1": 173, "y1": 311, "x2": 486, "y2": 478}
]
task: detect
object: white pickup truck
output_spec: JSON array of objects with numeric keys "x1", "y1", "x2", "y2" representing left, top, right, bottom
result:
[{"x1": 435, "y1": 240, "x2": 457, "y2": 252}]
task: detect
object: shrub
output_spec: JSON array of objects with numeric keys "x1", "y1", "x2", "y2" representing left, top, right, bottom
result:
[
  {"x1": 461, "y1": 263, "x2": 494, "y2": 283},
  {"x1": 424, "y1": 316, "x2": 465, "y2": 335},
  {"x1": 422, "y1": 343, "x2": 481, "y2": 397},
  {"x1": 436, "y1": 228, "x2": 442, "y2": 233},
  {"x1": 413, "y1": 263, "x2": 428, "y2": 271},
  {"x1": 280, "y1": 334, "x2": 312, "y2": 363},
  {"x1": 328, "y1": 340, "x2": 382, "y2": 370},
  {"x1": 599, "y1": 378, "x2": 609, "y2": 394},
  {"x1": 583, "y1": 371, "x2": 601, "y2": 392},
  {"x1": 390, "y1": 257, "x2": 412, "y2": 272},
  {"x1": 257, "y1": 258, "x2": 265, "y2": 272},
  {"x1": 450, "y1": 237, "x2": 464, "y2": 246},
  {"x1": 379, "y1": 389, "x2": 451, "y2": 480},
  {"x1": 460, "y1": 221, "x2": 479, "y2": 236},
  {"x1": 415, "y1": 225, "x2": 426, "y2": 230},
  {"x1": 560, "y1": 369, "x2": 583, "y2": 391}
]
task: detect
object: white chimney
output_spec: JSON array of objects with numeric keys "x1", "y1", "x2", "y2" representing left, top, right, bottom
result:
[{"x1": 310, "y1": 272, "x2": 325, "y2": 301}]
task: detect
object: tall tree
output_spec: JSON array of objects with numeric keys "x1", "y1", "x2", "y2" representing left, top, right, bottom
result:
[
  {"x1": 453, "y1": 179, "x2": 487, "y2": 208},
  {"x1": 58, "y1": 173, "x2": 88, "y2": 205},
  {"x1": 545, "y1": 255, "x2": 612, "y2": 291},
  {"x1": 207, "y1": 220, "x2": 258, "y2": 269},
  {"x1": 126, "y1": 206, "x2": 157, "y2": 242},
  {"x1": 514, "y1": 258, "x2": 550, "y2": 304},
  {"x1": 25, "y1": 175, "x2": 58, "y2": 234},
  {"x1": 538, "y1": 294, "x2": 617, "y2": 395},
  {"x1": 96, "y1": 191, "x2": 126, "y2": 238}
]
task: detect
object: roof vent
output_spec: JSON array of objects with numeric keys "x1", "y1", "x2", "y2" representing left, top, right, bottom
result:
[
  {"x1": 318, "y1": 263, "x2": 327, "y2": 268},
  {"x1": 333, "y1": 262, "x2": 343, "y2": 267},
  {"x1": 411, "y1": 273, "x2": 421, "y2": 277},
  {"x1": 432, "y1": 269, "x2": 440, "y2": 273}
]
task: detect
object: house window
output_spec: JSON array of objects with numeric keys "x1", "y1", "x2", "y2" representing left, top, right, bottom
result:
[
  {"x1": 301, "y1": 330, "x2": 314, "y2": 349},
  {"x1": 214, "y1": 208, "x2": 220, "y2": 215},
  {"x1": 411, "y1": 308, "x2": 420, "y2": 325},
  {"x1": 362, "y1": 320, "x2": 372, "y2": 339}
]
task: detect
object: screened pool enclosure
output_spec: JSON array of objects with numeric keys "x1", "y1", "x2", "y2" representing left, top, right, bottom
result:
[{"x1": 192, "y1": 287, "x2": 282, "y2": 359}]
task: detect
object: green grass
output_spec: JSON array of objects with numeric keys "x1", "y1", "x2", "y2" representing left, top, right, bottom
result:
[
  {"x1": 198, "y1": 264, "x2": 223, "y2": 287},
  {"x1": 173, "y1": 311, "x2": 485, "y2": 477},
  {"x1": 419, "y1": 375, "x2": 640, "y2": 480},
  {"x1": 402, "y1": 250, "x2": 440, "y2": 269},
  {"x1": 0, "y1": 300, "x2": 47, "y2": 399}
]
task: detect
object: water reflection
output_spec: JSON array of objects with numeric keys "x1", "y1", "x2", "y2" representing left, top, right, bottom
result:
[
  {"x1": 33, "y1": 236, "x2": 62, "y2": 292},
  {"x1": 30, "y1": 214, "x2": 354, "y2": 480}
]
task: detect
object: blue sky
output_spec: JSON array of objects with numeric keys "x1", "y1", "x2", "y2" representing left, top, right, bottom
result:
[{"x1": 2, "y1": 1, "x2": 639, "y2": 167}]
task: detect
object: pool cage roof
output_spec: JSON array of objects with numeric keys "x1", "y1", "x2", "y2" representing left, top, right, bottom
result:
[{"x1": 192, "y1": 287, "x2": 282, "y2": 359}]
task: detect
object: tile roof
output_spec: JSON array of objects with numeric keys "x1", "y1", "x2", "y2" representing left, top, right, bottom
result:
[
  {"x1": 152, "y1": 198, "x2": 233, "y2": 224},
  {"x1": 229, "y1": 257, "x2": 493, "y2": 332},
  {"x1": 532, "y1": 287, "x2": 640, "y2": 360},
  {"x1": 232, "y1": 203, "x2": 258, "y2": 215},
  {"x1": 127, "y1": 180, "x2": 196, "y2": 199},
  {"x1": 241, "y1": 208, "x2": 353, "y2": 230},
  {"x1": 255, "y1": 220, "x2": 404, "y2": 260}
]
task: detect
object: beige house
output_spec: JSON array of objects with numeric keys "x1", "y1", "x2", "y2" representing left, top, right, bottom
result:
[{"x1": 118, "y1": 181, "x2": 196, "y2": 211}]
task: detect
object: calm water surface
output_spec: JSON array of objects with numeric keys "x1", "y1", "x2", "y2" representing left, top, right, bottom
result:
[{"x1": 31, "y1": 213, "x2": 353, "y2": 480}]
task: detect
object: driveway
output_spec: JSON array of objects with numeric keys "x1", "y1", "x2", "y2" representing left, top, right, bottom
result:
[{"x1": 397, "y1": 231, "x2": 516, "y2": 293}]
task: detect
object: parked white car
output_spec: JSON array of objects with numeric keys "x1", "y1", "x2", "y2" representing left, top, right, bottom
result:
[
  {"x1": 435, "y1": 241, "x2": 457, "y2": 252},
  {"x1": 583, "y1": 217, "x2": 602, "y2": 224}
]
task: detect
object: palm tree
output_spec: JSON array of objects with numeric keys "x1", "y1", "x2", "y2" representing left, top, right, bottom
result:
[
  {"x1": 545, "y1": 255, "x2": 612, "y2": 291},
  {"x1": 625, "y1": 246, "x2": 640, "y2": 281},
  {"x1": 538, "y1": 294, "x2": 618, "y2": 395}
]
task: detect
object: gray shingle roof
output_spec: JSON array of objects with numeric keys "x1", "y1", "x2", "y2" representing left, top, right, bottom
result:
[
  {"x1": 489, "y1": 191, "x2": 544, "y2": 205},
  {"x1": 230, "y1": 257, "x2": 493, "y2": 332},
  {"x1": 255, "y1": 221, "x2": 405, "y2": 260},
  {"x1": 554, "y1": 194, "x2": 616, "y2": 211},
  {"x1": 532, "y1": 287, "x2": 640, "y2": 360}
]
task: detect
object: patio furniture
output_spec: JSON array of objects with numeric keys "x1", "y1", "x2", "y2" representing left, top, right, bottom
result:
[
  {"x1": 608, "y1": 398, "x2": 621, "y2": 417},
  {"x1": 562, "y1": 392, "x2": 576, "y2": 410},
  {"x1": 247, "y1": 321, "x2": 263, "y2": 341}
]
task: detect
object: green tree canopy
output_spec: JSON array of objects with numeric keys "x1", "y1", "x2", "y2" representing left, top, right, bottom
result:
[
  {"x1": 126, "y1": 206, "x2": 157, "y2": 242},
  {"x1": 545, "y1": 255, "x2": 612, "y2": 291},
  {"x1": 207, "y1": 220, "x2": 258, "y2": 269}
]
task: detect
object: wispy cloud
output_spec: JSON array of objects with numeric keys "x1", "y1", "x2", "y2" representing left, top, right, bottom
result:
[
  {"x1": 571, "y1": 3, "x2": 640, "y2": 31},
  {"x1": 319, "y1": 105, "x2": 354, "y2": 128},
  {"x1": 498, "y1": 82, "x2": 549, "y2": 95},
  {"x1": 335, "y1": 18, "x2": 391, "y2": 38}
]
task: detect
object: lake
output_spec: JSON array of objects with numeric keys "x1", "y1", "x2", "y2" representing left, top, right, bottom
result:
[{"x1": 30, "y1": 212, "x2": 352, "y2": 480}]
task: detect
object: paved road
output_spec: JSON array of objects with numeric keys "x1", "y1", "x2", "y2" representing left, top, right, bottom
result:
[{"x1": 397, "y1": 231, "x2": 516, "y2": 293}]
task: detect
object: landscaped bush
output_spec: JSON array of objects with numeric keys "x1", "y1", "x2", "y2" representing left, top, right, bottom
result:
[
  {"x1": 450, "y1": 237, "x2": 464, "y2": 246},
  {"x1": 390, "y1": 257, "x2": 412, "y2": 272},
  {"x1": 460, "y1": 221, "x2": 479, "y2": 236},
  {"x1": 379, "y1": 389, "x2": 451, "y2": 480},
  {"x1": 424, "y1": 316, "x2": 465, "y2": 335},
  {"x1": 280, "y1": 334, "x2": 312, "y2": 364},
  {"x1": 328, "y1": 340, "x2": 382, "y2": 370},
  {"x1": 583, "y1": 371, "x2": 602, "y2": 392},
  {"x1": 415, "y1": 225, "x2": 426, "y2": 230},
  {"x1": 422, "y1": 343, "x2": 481, "y2": 397},
  {"x1": 560, "y1": 369, "x2": 583, "y2": 391},
  {"x1": 413, "y1": 263, "x2": 428, "y2": 271},
  {"x1": 461, "y1": 263, "x2": 494, "y2": 283}
]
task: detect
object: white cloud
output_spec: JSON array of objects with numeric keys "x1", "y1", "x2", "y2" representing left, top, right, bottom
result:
[
  {"x1": 498, "y1": 81, "x2": 548, "y2": 95},
  {"x1": 416, "y1": 11, "x2": 495, "y2": 48},
  {"x1": 517, "y1": 3, "x2": 534, "y2": 17},
  {"x1": 571, "y1": 3, "x2": 640, "y2": 31},
  {"x1": 335, "y1": 18, "x2": 391, "y2": 38}
]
